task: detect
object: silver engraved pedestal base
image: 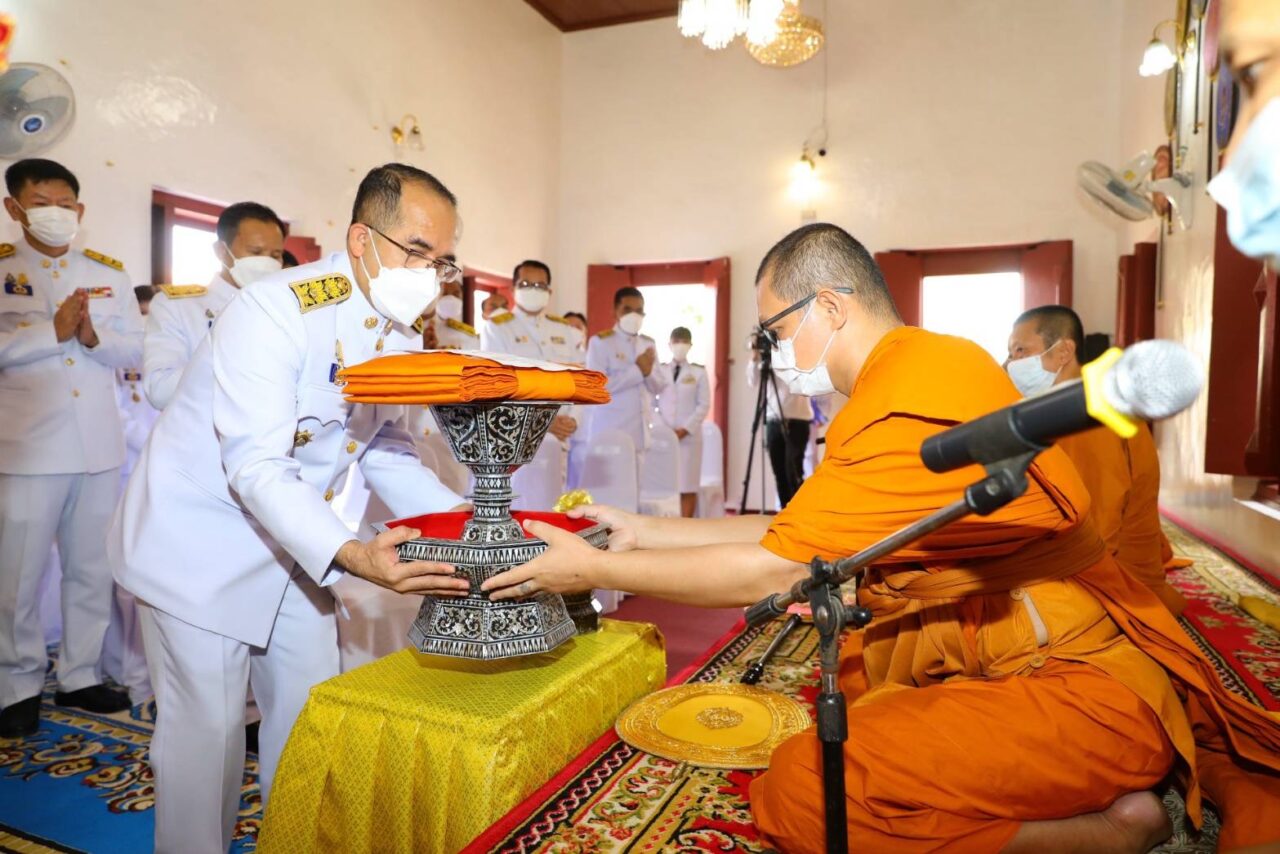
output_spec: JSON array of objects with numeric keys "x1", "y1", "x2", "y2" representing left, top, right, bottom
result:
[{"x1": 398, "y1": 401, "x2": 607, "y2": 661}]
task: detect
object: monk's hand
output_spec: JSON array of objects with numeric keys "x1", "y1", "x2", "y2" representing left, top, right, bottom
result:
[
  {"x1": 335, "y1": 527, "x2": 471, "y2": 596},
  {"x1": 566, "y1": 503, "x2": 643, "y2": 552},
  {"x1": 482, "y1": 520, "x2": 598, "y2": 600},
  {"x1": 548, "y1": 414, "x2": 577, "y2": 441}
]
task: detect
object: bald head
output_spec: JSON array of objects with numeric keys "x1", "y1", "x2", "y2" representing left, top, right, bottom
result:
[
  {"x1": 755, "y1": 223, "x2": 900, "y2": 322},
  {"x1": 1013, "y1": 306, "x2": 1084, "y2": 364},
  {"x1": 351, "y1": 163, "x2": 457, "y2": 232}
]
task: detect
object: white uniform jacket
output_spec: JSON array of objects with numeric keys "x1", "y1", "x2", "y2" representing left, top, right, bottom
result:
[
  {"x1": 143, "y1": 275, "x2": 240, "y2": 409},
  {"x1": 585, "y1": 326, "x2": 668, "y2": 449},
  {"x1": 111, "y1": 252, "x2": 460, "y2": 647},
  {"x1": 0, "y1": 242, "x2": 142, "y2": 475}
]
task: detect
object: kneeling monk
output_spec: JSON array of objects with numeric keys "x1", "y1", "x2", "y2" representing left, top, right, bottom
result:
[
  {"x1": 486, "y1": 223, "x2": 1280, "y2": 852},
  {"x1": 1004, "y1": 305, "x2": 1188, "y2": 615}
]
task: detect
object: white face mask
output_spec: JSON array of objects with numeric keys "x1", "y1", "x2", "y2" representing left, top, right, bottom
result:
[
  {"x1": 617, "y1": 312, "x2": 644, "y2": 335},
  {"x1": 514, "y1": 287, "x2": 550, "y2": 314},
  {"x1": 1006, "y1": 340, "x2": 1062, "y2": 397},
  {"x1": 1208, "y1": 98, "x2": 1280, "y2": 265},
  {"x1": 360, "y1": 235, "x2": 441, "y2": 327},
  {"x1": 670, "y1": 342, "x2": 691, "y2": 361},
  {"x1": 21, "y1": 204, "x2": 79, "y2": 247},
  {"x1": 222, "y1": 244, "x2": 282, "y2": 288},
  {"x1": 770, "y1": 302, "x2": 837, "y2": 397},
  {"x1": 435, "y1": 294, "x2": 464, "y2": 322}
]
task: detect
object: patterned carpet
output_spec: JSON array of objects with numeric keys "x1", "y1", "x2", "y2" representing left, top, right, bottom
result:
[{"x1": 0, "y1": 519, "x2": 1276, "y2": 853}]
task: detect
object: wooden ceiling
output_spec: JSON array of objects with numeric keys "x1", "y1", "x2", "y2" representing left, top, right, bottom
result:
[{"x1": 523, "y1": 0, "x2": 678, "y2": 32}]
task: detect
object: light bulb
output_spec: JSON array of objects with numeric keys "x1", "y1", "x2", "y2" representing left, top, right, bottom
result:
[
  {"x1": 1139, "y1": 37, "x2": 1176, "y2": 77},
  {"x1": 789, "y1": 155, "x2": 819, "y2": 205},
  {"x1": 747, "y1": 0, "x2": 783, "y2": 46},
  {"x1": 679, "y1": 0, "x2": 707, "y2": 37}
]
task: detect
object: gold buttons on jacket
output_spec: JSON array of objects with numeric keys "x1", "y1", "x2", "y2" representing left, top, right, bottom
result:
[
  {"x1": 324, "y1": 489, "x2": 335, "y2": 501},
  {"x1": 65, "y1": 357, "x2": 74, "y2": 365},
  {"x1": 71, "y1": 389, "x2": 80, "y2": 397},
  {"x1": 346, "y1": 441, "x2": 357, "y2": 454},
  {"x1": 364, "y1": 317, "x2": 378, "y2": 329},
  {"x1": 1009, "y1": 587, "x2": 1026, "y2": 601}
]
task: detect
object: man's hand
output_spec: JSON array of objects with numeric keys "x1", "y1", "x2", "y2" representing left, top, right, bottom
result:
[
  {"x1": 422, "y1": 322, "x2": 439, "y2": 349},
  {"x1": 566, "y1": 503, "x2": 644, "y2": 552},
  {"x1": 53, "y1": 291, "x2": 84, "y2": 342},
  {"x1": 674, "y1": 427, "x2": 689, "y2": 440},
  {"x1": 548, "y1": 414, "x2": 577, "y2": 441},
  {"x1": 636, "y1": 347, "x2": 656, "y2": 376},
  {"x1": 335, "y1": 526, "x2": 471, "y2": 595},
  {"x1": 76, "y1": 294, "x2": 99, "y2": 348},
  {"x1": 482, "y1": 519, "x2": 599, "y2": 600}
]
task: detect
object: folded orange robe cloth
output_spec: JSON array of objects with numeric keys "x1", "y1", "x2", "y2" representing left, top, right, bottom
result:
[{"x1": 338, "y1": 352, "x2": 610, "y2": 405}]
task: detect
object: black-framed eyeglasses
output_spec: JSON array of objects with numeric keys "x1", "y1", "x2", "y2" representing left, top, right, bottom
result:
[
  {"x1": 757, "y1": 287, "x2": 853, "y2": 347},
  {"x1": 514, "y1": 279, "x2": 551, "y2": 291},
  {"x1": 365, "y1": 224, "x2": 463, "y2": 283}
]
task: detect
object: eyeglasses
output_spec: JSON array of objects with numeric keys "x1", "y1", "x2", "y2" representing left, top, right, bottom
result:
[
  {"x1": 514, "y1": 279, "x2": 551, "y2": 291},
  {"x1": 757, "y1": 287, "x2": 854, "y2": 348},
  {"x1": 365, "y1": 225, "x2": 463, "y2": 283}
]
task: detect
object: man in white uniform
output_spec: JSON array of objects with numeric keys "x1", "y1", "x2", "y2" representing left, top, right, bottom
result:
[
  {"x1": 655, "y1": 326, "x2": 710, "y2": 517},
  {"x1": 585, "y1": 286, "x2": 668, "y2": 453},
  {"x1": 481, "y1": 260, "x2": 583, "y2": 505},
  {"x1": 144, "y1": 201, "x2": 286, "y2": 409},
  {"x1": 417, "y1": 264, "x2": 478, "y2": 352},
  {"x1": 110, "y1": 163, "x2": 470, "y2": 854},
  {"x1": 0, "y1": 158, "x2": 142, "y2": 738}
]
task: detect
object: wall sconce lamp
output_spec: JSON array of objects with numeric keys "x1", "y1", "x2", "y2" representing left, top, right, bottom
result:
[
  {"x1": 391, "y1": 114, "x2": 424, "y2": 150},
  {"x1": 1139, "y1": 20, "x2": 1180, "y2": 77},
  {"x1": 789, "y1": 148, "x2": 821, "y2": 210}
]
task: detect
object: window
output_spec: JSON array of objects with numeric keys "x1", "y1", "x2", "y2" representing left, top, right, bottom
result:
[
  {"x1": 921, "y1": 272, "x2": 1024, "y2": 362},
  {"x1": 170, "y1": 223, "x2": 220, "y2": 285},
  {"x1": 636, "y1": 283, "x2": 716, "y2": 365}
]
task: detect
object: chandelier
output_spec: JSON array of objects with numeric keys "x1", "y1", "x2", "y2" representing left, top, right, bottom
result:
[{"x1": 678, "y1": 0, "x2": 823, "y2": 66}]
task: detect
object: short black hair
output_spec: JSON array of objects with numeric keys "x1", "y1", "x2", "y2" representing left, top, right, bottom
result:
[
  {"x1": 513, "y1": 259, "x2": 552, "y2": 286},
  {"x1": 614, "y1": 286, "x2": 643, "y2": 308},
  {"x1": 217, "y1": 201, "x2": 286, "y2": 245},
  {"x1": 282, "y1": 249, "x2": 300, "y2": 268},
  {"x1": 1082, "y1": 332, "x2": 1111, "y2": 364},
  {"x1": 563, "y1": 311, "x2": 587, "y2": 324},
  {"x1": 756, "y1": 223, "x2": 899, "y2": 321},
  {"x1": 5, "y1": 158, "x2": 80, "y2": 198},
  {"x1": 351, "y1": 163, "x2": 457, "y2": 230},
  {"x1": 670, "y1": 326, "x2": 692, "y2": 341},
  {"x1": 1015, "y1": 305, "x2": 1086, "y2": 362},
  {"x1": 134, "y1": 284, "x2": 156, "y2": 304}
]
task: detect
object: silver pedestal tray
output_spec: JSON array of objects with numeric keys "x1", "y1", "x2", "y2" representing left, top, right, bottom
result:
[{"x1": 391, "y1": 401, "x2": 607, "y2": 660}]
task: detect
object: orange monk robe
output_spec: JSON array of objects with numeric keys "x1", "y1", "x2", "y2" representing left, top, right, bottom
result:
[
  {"x1": 1057, "y1": 423, "x2": 1188, "y2": 615},
  {"x1": 749, "y1": 327, "x2": 1280, "y2": 853}
]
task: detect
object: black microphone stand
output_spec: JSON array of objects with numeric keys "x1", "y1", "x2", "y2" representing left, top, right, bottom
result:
[{"x1": 744, "y1": 450, "x2": 1040, "y2": 854}]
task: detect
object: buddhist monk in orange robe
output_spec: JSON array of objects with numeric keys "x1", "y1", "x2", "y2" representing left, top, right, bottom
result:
[
  {"x1": 1005, "y1": 306, "x2": 1188, "y2": 615},
  {"x1": 487, "y1": 223, "x2": 1280, "y2": 851}
]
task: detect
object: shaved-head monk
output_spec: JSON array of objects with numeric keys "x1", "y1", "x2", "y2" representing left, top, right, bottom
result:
[
  {"x1": 486, "y1": 223, "x2": 1280, "y2": 851},
  {"x1": 1006, "y1": 305, "x2": 1188, "y2": 615}
]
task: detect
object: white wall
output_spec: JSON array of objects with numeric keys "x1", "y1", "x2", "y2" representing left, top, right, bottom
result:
[
  {"x1": 558, "y1": 0, "x2": 1130, "y2": 508},
  {"x1": 5, "y1": 0, "x2": 561, "y2": 277}
]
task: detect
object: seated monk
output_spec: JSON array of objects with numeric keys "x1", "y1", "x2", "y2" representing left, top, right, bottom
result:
[
  {"x1": 1004, "y1": 305, "x2": 1188, "y2": 615},
  {"x1": 485, "y1": 223, "x2": 1280, "y2": 852}
]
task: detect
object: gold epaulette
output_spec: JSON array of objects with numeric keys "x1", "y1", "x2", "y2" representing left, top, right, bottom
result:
[
  {"x1": 446, "y1": 318, "x2": 477, "y2": 336},
  {"x1": 597, "y1": 329, "x2": 615, "y2": 339},
  {"x1": 83, "y1": 248, "x2": 124, "y2": 271},
  {"x1": 157, "y1": 284, "x2": 208, "y2": 299},
  {"x1": 0, "y1": 243, "x2": 14, "y2": 260},
  {"x1": 491, "y1": 311, "x2": 515, "y2": 324},
  {"x1": 546, "y1": 313, "x2": 570, "y2": 325},
  {"x1": 290, "y1": 274, "x2": 351, "y2": 313},
  {"x1": 412, "y1": 316, "x2": 426, "y2": 335}
]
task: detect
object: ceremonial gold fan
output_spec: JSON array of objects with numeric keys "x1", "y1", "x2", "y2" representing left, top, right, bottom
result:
[{"x1": 615, "y1": 683, "x2": 811, "y2": 769}]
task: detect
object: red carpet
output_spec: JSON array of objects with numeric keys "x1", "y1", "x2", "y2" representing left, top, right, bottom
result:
[{"x1": 610, "y1": 596, "x2": 745, "y2": 681}]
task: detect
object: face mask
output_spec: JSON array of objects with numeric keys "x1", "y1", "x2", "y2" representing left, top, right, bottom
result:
[
  {"x1": 435, "y1": 294, "x2": 464, "y2": 322},
  {"x1": 617, "y1": 312, "x2": 644, "y2": 335},
  {"x1": 770, "y1": 302, "x2": 837, "y2": 397},
  {"x1": 222, "y1": 245, "x2": 282, "y2": 288},
  {"x1": 514, "y1": 287, "x2": 549, "y2": 314},
  {"x1": 1208, "y1": 98, "x2": 1280, "y2": 264},
  {"x1": 670, "y1": 342, "x2": 691, "y2": 360},
  {"x1": 360, "y1": 236, "x2": 441, "y2": 326},
  {"x1": 21, "y1": 204, "x2": 79, "y2": 247},
  {"x1": 1006, "y1": 340, "x2": 1062, "y2": 398}
]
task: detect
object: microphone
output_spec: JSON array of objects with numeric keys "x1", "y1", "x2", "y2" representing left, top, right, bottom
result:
[{"x1": 920, "y1": 340, "x2": 1204, "y2": 474}]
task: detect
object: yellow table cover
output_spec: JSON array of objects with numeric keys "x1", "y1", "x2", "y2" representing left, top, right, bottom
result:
[{"x1": 258, "y1": 619, "x2": 665, "y2": 854}]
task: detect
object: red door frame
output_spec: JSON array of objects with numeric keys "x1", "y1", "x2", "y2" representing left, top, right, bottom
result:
[
  {"x1": 462, "y1": 267, "x2": 513, "y2": 327},
  {"x1": 586, "y1": 259, "x2": 732, "y2": 472}
]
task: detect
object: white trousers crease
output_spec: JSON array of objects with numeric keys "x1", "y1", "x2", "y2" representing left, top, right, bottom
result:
[{"x1": 138, "y1": 571, "x2": 338, "y2": 854}]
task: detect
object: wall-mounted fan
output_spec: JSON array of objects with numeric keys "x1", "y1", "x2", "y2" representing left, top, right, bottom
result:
[
  {"x1": 0, "y1": 63, "x2": 75, "y2": 159},
  {"x1": 1077, "y1": 152, "x2": 1194, "y2": 230}
]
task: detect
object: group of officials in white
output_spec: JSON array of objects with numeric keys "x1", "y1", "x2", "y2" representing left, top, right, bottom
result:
[{"x1": 0, "y1": 158, "x2": 714, "y2": 853}]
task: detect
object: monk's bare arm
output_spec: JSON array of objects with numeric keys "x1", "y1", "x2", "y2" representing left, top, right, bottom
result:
[
  {"x1": 483, "y1": 528, "x2": 806, "y2": 608},
  {"x1": 569, "y1": 504, "x2": 772, "y2": 550}
]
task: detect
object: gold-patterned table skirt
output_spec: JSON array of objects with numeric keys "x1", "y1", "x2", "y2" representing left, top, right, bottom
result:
[{"x1": 257, "y1": 619, "x2": 666, "y2": 854}]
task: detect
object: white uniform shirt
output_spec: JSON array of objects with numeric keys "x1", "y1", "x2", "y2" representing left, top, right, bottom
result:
[
  {"x1": 424, "y1": 315, "x2": 479, "y2": 351},
  {"x1": 111, "y1": 252, "x2": 460, "y2": 647},
  {"x1": 585, "y1": 326, "x2": 668, "y2": 449},
  {"x1": 747, "y1": 358, "x2": 814, "y2": 421},
  {"x1": 143, "y1": 275, "x2": 240, "y2": 409},
  {"x1": 656, "y1": 359, "x2": 711, "y2": 433},
  {"x1": 479, "y1": 309, "x2": 583, "y2": 364},
  {"x1": 0, "y1": 242, "x2": 142, "y2": 475},
  {"x1": 116, "y1": 367, "x2": 159, "y2": 480}
]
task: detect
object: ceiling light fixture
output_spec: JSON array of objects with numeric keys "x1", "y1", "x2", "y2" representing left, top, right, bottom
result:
[
  {"x1": 391, "y1": 114, "x2": 423, "y2": 150},
  {"x1": 747, "y1": 0, "x2": 824, "y2": 68}
]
